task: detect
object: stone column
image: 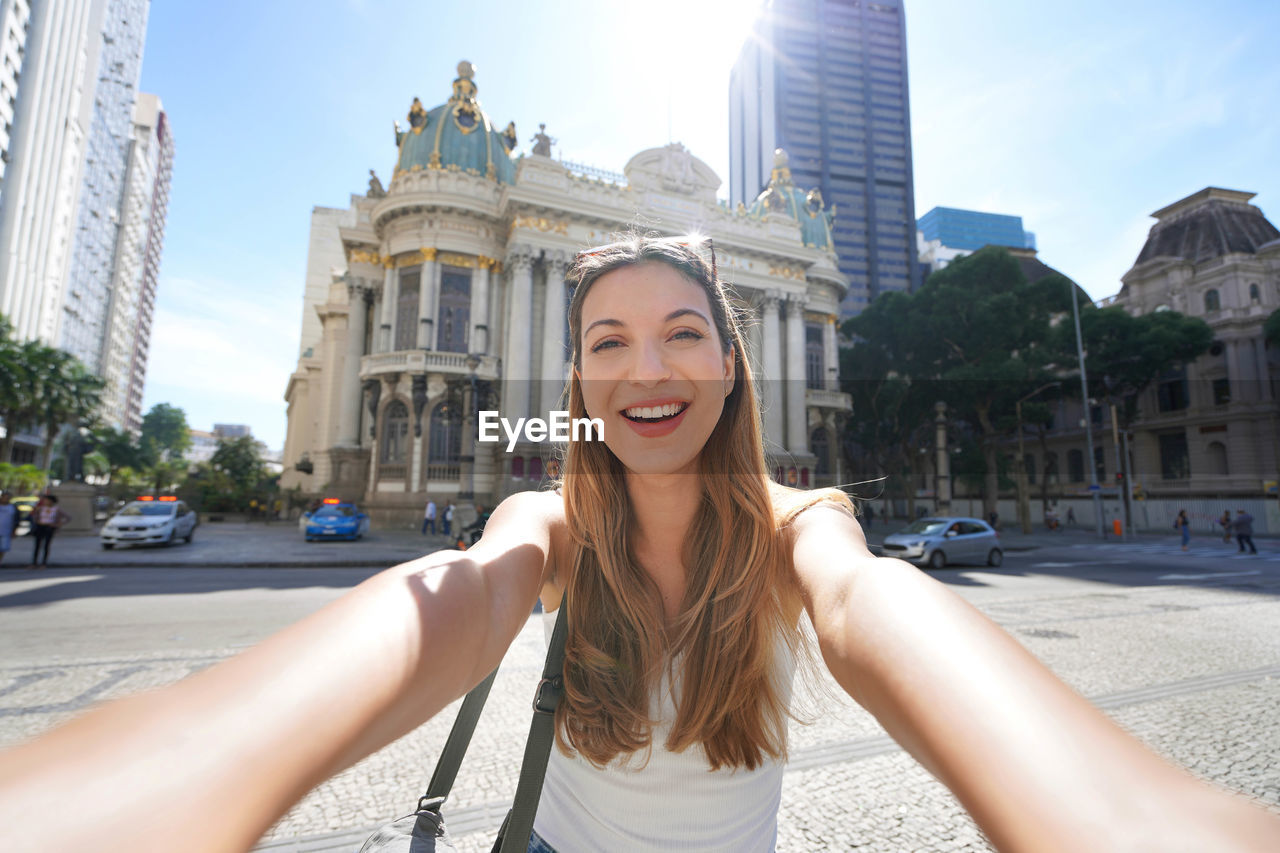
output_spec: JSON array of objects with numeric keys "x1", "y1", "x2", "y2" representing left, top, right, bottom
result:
[
  {"x1": 1257, "y1": 336, "x2": 1274, "y2": 402},
  {"x1": 540, "y1": 251, "x2": 568, "y2": 415},
  {"x1": 760, "y1": 292, "x2": 784, "y2": 448},
  {"x1": 823, "y1": 314, "x2": 839, "y2": 391},
  {"x1": 504, "y1": 246, "x2": 535, "y2": 426},
  {"x1": 471, "y1": 258, "x2": 491, "y2": 354},
  {"x1": 417, "y1": 250, "x2": 437, "y2": 348},
  {"x1": 785, "y1": 294, "x2": 808, "y2": 455},
  {"x1": 379, "y1": 264, "x2": 397, "y2": 351},
  {"x1": 337, "y1": 281, "x2": 368, "y2": 447},
  {"x1": 1225, "y1": 338, "x2": 1243, "y2": 403}
]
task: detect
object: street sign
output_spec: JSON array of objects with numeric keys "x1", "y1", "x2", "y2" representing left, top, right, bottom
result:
[{"x1": 1087, "y1": 484, "x2": 1101, "y2": 492}]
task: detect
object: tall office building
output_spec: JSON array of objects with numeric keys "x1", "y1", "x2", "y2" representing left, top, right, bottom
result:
[
  {"x1": 0, "y1": 0, "x2": 105, "y2": 344},
  {"x1": 730, "y1": 0, "x2": 918, "y2": 317},
  {"x1": 916, "y1": 205, "x2": 1036, "y2": 277},
  {"x1": 0, "y1": 0, "x2": 163, "y2": 439},
  {"x1": 61, "y1": 0, "x2": 149, "y2": 372},
  {"x1": 112, "y1": 92, "x2": 173, "y2": 433}
]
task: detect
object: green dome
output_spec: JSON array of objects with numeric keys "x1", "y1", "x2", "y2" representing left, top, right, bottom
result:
[
  {"x1": 393, "y1": 61, "x2": 517, "y2": 185},
  {"x1": 749, "y1": 149, "x2": 836, "y2": 252}
]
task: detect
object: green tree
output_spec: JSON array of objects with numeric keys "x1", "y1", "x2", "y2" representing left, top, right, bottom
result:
[
  {"x1": 139, "y1": 403, "x2": 191, "y2": 464},
  {"x1": 35, "y1": 351, "x2": 105, "y2": 476},
  {"x1": 1057, "y1": 305, "x2": 1214, "y2": 426},
  {"x1": 908, "y1": 247, "x2": 1074, "y2": 519},
  {"x1": 840, "y1": 291, "x2": 941, "y2": 516},
  {"x1": 1265, "y1": 307, "x2": 1280, "y2": 348},
  {"x1": 96, "y1": 426, "x2": 147, "y2": 474},
  {"x1": 211, "y1": 435, "x2": 267, "y2": 502}
]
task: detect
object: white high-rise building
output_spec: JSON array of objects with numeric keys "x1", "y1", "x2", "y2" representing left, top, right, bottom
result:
[
  {"x1": 0, "y1": 0, "x2": 33, "y2": 192},
  {"x1": 61, "y1": 0, "x2": 149, "y2": 372},
  {"x1": 103, "y1": 92, "x2": 172, "y2": 433},
  {"x1": 0, "y1": 0, "x2": 104, "y2": 345}
]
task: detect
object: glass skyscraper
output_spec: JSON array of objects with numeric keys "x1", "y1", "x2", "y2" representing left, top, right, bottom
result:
[
  {"x1": 60, "y1": 0, "x2": 150, "y2": 372},
  {"x1": 730, "y1": 0, "x2": 918, "y2": 317},
  {"x1": 917, "y1": 206, "x2": 1036, "y2": 252}
]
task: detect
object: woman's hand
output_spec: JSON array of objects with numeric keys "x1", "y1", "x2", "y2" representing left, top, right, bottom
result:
[
  {"x1": 789, "y1": 505, "x2": 1280, "y2": 852},
  {"x1": 0, "y1": 490, "x2": 559, "y2": 853}
]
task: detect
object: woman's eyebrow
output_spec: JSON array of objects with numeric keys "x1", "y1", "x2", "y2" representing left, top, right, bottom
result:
[{"x1": 583, "y1": 309, "x2": 709, "y2": 337}]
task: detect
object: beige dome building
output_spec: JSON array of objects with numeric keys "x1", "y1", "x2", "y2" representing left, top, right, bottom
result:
[{"x1": 281, "y1": 62, "x2": 852, "y2": 526}]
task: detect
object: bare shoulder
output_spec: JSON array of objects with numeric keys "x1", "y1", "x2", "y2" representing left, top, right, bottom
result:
[{"x1": 481, "y1": 489, "x2": 569, "y2": 603}]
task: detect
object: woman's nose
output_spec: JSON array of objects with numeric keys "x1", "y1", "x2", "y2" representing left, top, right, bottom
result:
[{"x1": 627, "y1": 341, "x2": 670, "y2": 386}]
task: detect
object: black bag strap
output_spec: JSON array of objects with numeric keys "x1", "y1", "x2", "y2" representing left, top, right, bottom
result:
[
  {"x1": 496, "y1": 599, "x2": 568, "y2": 852},
  {"x1": 416, "y1": 600, "x2": 569, "y2": 850}
]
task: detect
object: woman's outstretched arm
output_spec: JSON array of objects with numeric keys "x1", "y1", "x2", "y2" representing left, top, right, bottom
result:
[
  {"x1": 0, "y1": 490, "x2": 559, "y2": 853},
  {"x1": 790, "y1": 505, "x2": 1280, "y2": 852}
]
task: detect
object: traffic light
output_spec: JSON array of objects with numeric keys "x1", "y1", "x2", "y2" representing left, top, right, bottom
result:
[{"x1": 1115, "y1": 472, "x2": 1124, "y2": 482}]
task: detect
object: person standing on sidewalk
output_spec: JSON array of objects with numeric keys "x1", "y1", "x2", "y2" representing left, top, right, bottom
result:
[
  {"x1": 1219, "y1": 510, "x2": 1233, "y2": 544},
  {"x1": 28, "y1": 495, "x2": 70, "y2": 569},
  {"x1": 0, "y1": 493, "x2": 16, "y2": 566},
  {"x1": 442, "y1": 501, "x2": 454, "y2": 537},
  {"x1": 422, "y1": 498, "x2": 437, "y2": 536},
  {"x1": 1233, "y1": 509, "x2": 1257, "y2": 554},
  {"x1": 1174, "y1": 509, "x2": 1191, "y2": 552}
]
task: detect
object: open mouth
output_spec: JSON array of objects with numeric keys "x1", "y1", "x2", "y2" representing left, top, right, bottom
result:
[{"x1": 622, "y1": 402, "x2": 689, "y2": 423}]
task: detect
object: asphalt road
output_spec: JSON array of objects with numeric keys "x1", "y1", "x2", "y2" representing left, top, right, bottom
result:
[{"x1": 1, "y1": 533, "x2": 1278, "y2": 851}]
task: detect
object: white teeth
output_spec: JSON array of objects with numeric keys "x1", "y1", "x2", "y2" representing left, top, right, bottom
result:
[{"x1": 624, "y1": 403, "x2": 687, "y2": 420}]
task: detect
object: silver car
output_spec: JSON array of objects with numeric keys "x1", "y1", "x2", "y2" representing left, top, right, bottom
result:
[{"x1": 881, "y1": 517, "x2": 1003, "y2": 569}]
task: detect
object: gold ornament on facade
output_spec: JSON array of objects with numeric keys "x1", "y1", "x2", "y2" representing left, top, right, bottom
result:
[
  {"x1": 767, "y1": 264, "x2": 806, "y2": 281},
  {"x1": 420, "y1": 248, "x2": 438, "y2": 262},
  {"x1": 512, "y1": 215, "x2": 569, "y2": 235},
  {"x1": 348, "y1": 248, "x2": 385, "y2": 266}
]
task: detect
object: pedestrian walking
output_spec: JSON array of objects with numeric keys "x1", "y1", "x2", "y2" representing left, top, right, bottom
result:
[
  {"x1": 442, "y1": 502, "x2": 454, "y2": 537},
  {"x1": 988, "y1": 510, "x2": 999, "y2": 531},
  {"x1": 422, "y1": 498, "x2": 437, "y2": 535},
  {"x1": 1066, "y1": 506, "x2": 1076, "y2": 526},
  {"x1": 0, "y1": 492, "x2": 16, "y2": 566},
  {"x1": 1233, "y1": 509, "x2": 1257, "y2": 554},
  {"x1": 28, "y1": 495, "x2": 70, "y2": 569},
  {"x1": 1219, "y1": 510, "x2": 1232, "y2": 544},
  {"x1": 4, "y1": 234, "x2": 1280, "y2": 851},
  {"x1": 1174, "y1": 509, "x2": 1190, "y2": 552}
]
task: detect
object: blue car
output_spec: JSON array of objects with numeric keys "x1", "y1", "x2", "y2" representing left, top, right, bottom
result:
[{"x1": 303, "y1": 500, "x2": 370, "y2": 542}]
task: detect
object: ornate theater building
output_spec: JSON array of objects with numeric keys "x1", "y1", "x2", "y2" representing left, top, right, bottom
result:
[{"x1": 281, "y1": 62, "x2": 851, "y2": 526}]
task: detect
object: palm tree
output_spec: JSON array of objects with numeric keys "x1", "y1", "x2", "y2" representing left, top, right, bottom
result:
[{"x1": 37, "y1": 352, "x2": 104, "y2": 477}]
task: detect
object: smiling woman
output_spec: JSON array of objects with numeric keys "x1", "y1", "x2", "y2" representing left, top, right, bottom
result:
[{"x1": 1, "y1": 236, "x2": 1279, "y2": 853}]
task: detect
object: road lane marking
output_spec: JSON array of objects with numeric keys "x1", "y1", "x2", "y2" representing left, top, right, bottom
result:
[
  {"x1": 1032, "y1": 561, "x2": 1078, "y2": 568},
  {"x1": 1158, "y1": 570, "x2": 1261, "y2": 581}
]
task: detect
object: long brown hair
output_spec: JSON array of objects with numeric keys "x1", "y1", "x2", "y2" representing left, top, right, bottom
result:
[{"x1": 556, "y1": 233, "x2": 849, "y2": 771}]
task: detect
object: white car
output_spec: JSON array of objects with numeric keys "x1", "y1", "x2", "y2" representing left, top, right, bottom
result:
[{"x1": 100, "y1": 497, "x2": 198, "y2": 549}]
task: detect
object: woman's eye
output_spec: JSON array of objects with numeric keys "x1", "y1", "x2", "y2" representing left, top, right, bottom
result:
[
  {"x1": 590, "y1": 339, "x2": 621, "y2": 353},
  {"x1": 672, "y1": 330, "x2": 705, "y2": 342}
]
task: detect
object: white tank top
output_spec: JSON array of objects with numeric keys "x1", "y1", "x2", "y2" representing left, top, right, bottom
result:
[{"x1": 534, "y1": 610, "x2": 795, "y2": 852}]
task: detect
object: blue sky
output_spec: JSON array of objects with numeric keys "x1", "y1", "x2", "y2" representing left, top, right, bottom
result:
[{"x1": 138, "y1": 0, "x2": 1280, "y2": 451}]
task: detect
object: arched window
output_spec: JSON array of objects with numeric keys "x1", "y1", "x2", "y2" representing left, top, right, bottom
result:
[
  {"x1": 810, "y1": 427, "x2": 830, "y2": 475},
  {"x1": 436, "y1": 268, "x2": 472, "y2": 352},
  {"x1": 380, "y1": 400, "x2": 410, "y2": 464},
  {"x1": 1205, "y1": 441, "x2": 1228, "y2": 476},
  {"x1": 1203, "y1": 289, "x2": 1220, "y2": 312},
  {"x1": 427, "y1": 401, "x2": 461, "y2": 464},
  {"x1": 529, "y1": 457, "x2": 543, "y2": 482},
  {"x1": 512, "y1": 457, "x2": 525, "y2": 479},
  {"x1": 1249, "y1": 283, "x2": 1260, "y2": 304}
]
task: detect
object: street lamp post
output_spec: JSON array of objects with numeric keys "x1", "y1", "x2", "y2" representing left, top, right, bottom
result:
[
  {"x1": 1015, "y1": 382, "x2": 1061, "y2": 534},
  {"x1": 934, "y1": 402, "x2": 951, "y2": 515},
  {"x1": 1070, "y1": 280, "x2": 1104, "y2": 537},
  {"x1": 457, "y1": 354, "x2": 482, "y2": 506}
]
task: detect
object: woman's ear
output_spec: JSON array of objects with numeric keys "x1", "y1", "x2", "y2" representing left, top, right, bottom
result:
[{"x1": 723, "y1": 345, "x2": 736, "y2": 395}]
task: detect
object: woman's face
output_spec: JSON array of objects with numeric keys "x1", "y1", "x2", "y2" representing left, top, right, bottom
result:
[{"x1": 578, "y1": 261, "x2": 734, "y2": 477}]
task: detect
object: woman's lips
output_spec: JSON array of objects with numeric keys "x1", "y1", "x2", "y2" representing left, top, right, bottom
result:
[{"x1": 619, "y1": 403, "x2": 690, "y2": 438}]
